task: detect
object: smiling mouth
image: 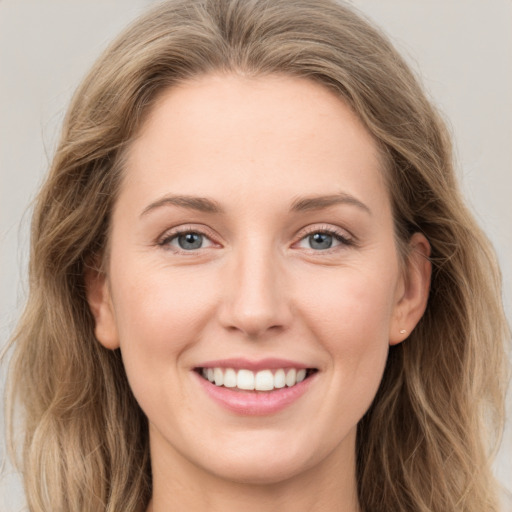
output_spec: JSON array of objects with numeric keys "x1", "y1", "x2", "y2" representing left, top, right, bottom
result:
[{"x1": 195, "y1": 367, "x2": 318, "y2": 392}]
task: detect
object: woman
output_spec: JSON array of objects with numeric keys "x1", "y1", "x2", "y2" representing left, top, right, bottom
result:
[{"x1": 4, "y1": 0, "x2": 509, "y2": 510}]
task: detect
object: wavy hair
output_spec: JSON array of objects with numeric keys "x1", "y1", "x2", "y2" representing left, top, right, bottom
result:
[{"x1": 4, "y1": 0, "x2": 509, "y2": 510}]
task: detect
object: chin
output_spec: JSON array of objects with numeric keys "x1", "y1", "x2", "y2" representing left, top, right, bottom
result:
[
  {"x1": 190, "y1": 430, "x2": 334, "y2": 486},
  {"x1": 205, "y1": 453, "x2": 314, "y2": 486}
]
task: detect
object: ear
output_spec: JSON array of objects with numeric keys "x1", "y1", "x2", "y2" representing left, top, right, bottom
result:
[
  {"x1": 85, "y1": 266, "x2": 120, "y2": 350},
  {"x1": 389, "y1": 232, "x2": 432, "y2": 345}
]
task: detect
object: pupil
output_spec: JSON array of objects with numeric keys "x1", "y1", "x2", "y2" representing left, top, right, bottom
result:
[
  {"x1": 178, "y1": 232, "x2": 202, "y2": 250},
  {"x1": 309, "y1": 232, "x2": 332, "y2": 250}
]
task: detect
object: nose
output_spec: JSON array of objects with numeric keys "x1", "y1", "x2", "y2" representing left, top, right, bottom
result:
[{"x1": 218, "y1": 239, "x2": 292, "y2": 339}]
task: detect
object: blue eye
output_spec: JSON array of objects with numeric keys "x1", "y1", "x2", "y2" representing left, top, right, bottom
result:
[
  {"x1": 176, "y1": 232, "x2": 204, "y2": 250},
  {"x1": 296, "y1": 229, "x2": 351, "y2": 251},
  {"x1": 308, "y1": 232, "x2": 334, "y2": 250},
  {"x1": 161, "y1": 230, "x2": 215, "y2": 251}
]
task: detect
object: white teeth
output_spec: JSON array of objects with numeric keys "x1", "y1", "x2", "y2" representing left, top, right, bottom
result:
[
  {"x1": 200, "y1": 367, "x2": 312, "y2": 391},
  {"x1": 285, "y1": 368, "x2": 296, "y2": 387},
  {"x1": 255, "y1": 370, "x2": 274, "y2": 391},
  {"x1": 274, "y1": 369, "x2": 286, "y2": 388},
  {"x1": 223, "y1": 368, "x2": 237, "y2": 388},
  {"x1": 214, "y1": 368, "x2": 224, "y2": 386},
  {"x1": 237, "y1": 369, "x2": 255, "y2": 390}
]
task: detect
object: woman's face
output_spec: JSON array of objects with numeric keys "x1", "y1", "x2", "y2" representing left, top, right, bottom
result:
[{"x1": 88, "y1": 74, "x2": 430, "y2": 485}]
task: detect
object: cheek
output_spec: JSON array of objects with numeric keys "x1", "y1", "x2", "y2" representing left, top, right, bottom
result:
[
  {"x1": 295, "y1": 262, "x2": 397, "y2": 379},
  {"x1": 113, "y1": 261, "x2": 213, "y2": 339},
  {"x1": 300, "y1": 264, "x2": 396, "y2": 335},
  {"x1": 109, "y1": 262, "x2": 219, "y2": 392}
]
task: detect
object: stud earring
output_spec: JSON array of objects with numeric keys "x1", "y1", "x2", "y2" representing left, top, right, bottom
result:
[{"x1": 399, "y1": 329, "x2": 407, "y2": 334}]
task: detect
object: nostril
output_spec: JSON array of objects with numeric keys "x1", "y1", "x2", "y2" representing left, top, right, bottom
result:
[{"x1": 221, "y1": 312, "x2": 288, "y2": 338}]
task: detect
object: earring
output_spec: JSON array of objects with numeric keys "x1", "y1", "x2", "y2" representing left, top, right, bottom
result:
[{"x1": 399, "y1": 329, "x2": 407, "y2": 334}]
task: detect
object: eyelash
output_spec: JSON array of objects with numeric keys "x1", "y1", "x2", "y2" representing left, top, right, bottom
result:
[
  {"x1": 295, "y1": 225, "x2": 354, "y2": 251},
  {"x1": 157, "y1": 225, "x2": 219, "y2": 253},
  {"x1": 157, "y1": 224, "x2": 355, "y2": 253}
]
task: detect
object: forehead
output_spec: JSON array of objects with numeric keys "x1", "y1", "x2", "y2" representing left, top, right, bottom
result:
[{"x1": 122, "y1": 73, "x2": 389, "y2": 215}]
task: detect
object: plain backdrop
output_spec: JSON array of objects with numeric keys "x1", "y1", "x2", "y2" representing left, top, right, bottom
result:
[{"x1": 1, "y1": 1, "x2": 511, "y2": 509}]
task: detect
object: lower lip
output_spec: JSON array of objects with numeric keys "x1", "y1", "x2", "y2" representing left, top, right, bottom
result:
[{"x1": 194, "y1": 371, "x2": 316, "y2": 416}]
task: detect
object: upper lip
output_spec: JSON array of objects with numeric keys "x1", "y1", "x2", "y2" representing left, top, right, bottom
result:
[{"x1": 195, "y1": 358, "x2": 315, "y2": 372}]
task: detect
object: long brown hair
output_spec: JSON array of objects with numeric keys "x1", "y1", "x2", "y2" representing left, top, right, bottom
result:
[{"x1": 5, "y1": 1, "x2": 509, "y2": 510}]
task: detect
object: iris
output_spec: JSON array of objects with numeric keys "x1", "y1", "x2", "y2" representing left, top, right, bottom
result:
[
  {"x1": 178, "y1": 232, "x2": 203, "y2": 250},
  {"x1": 309, "y1": 232, "x2": 333, "y2": 250}
]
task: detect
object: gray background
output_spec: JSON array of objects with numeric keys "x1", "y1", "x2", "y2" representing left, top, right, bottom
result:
[{"x1": 1, "y1": 1, "x2": 510, "y2": 509}]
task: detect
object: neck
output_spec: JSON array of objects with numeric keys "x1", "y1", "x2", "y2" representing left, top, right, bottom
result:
[{"x1": 146, "y1": 429, "x2": 360, "y2": 512}]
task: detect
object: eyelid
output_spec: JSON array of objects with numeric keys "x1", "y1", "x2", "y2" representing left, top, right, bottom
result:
[
  {"x1": 156, "y1": 223, "x2": 355, "y2": 253},
  {"x1": 293, "y1": 224, "x2": 355, "y2": 249},
  {"x1": 157, "y1": 224, "x2": 221, "y2": 251}
]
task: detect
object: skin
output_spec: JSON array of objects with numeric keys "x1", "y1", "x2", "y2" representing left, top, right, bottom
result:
[{"x1": 87, "y1": 74, "x2": 431, "y2": 512}]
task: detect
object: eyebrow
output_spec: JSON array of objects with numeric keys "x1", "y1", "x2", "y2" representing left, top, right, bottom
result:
[
  {"x1": 140, "y1": 192, "x2": 371, "y2": 218},
  {"x1": 140, "y1": 195, "x2": 224, "y2": 217},
  {"x1": 290, "y1": 193, "x2": 372, "y2": 215}
]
